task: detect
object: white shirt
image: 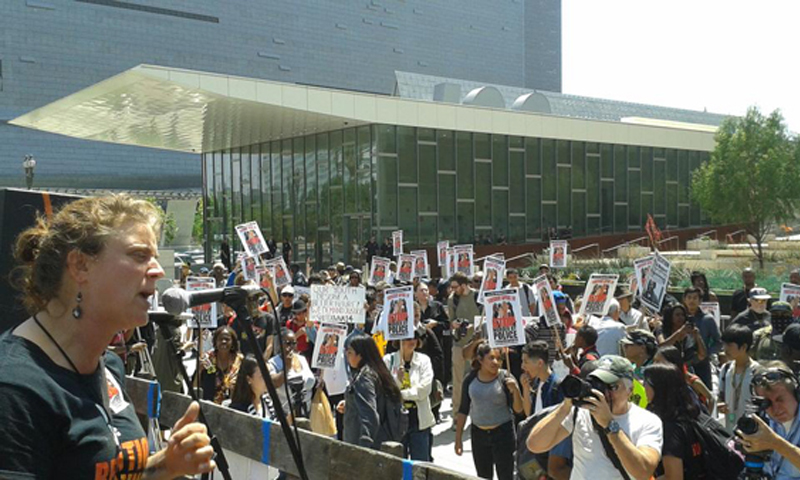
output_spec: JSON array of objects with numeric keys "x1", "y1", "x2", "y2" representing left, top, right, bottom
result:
[
  {"x1": 619, "y1": 308, "x2": 647, "y2": 331},
  {"x1": 562, "y1": 404, "x2": 663, "y2": 480},
  {"x1": 268, "y1": 354, "x2": 315, "y2": 413},
  {"x1": 594, "y1": 316, "x2": 628, "y2": 357}
]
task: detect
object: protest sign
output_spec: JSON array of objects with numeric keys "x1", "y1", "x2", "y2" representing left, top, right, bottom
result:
[
  {"x1": 579, "y1": 274, "x2": 619, "y2": 318},
  {"x1": 235, "y1": 221, "x2": 268, "y2": 258},
  {"x1": 382, "y1": 285, "x2": 415, "y2": 341},
  {"x1": 256, "y1": 265, "x2": 275, "y2": 292},
  {"x1": 368, "y1": 256, "x2": 390, "y2": 286},
  {"x1": 310, "y1": 285, "x2": 366, "y2": 324},
  {"x1": 700, "y1": 302, "x2": 721, "y2": 330},
  {"x1": 241, "y1": 255, "x2": 258, "y2": 281},
  {"x1": 392, "y1": 230, "x2": 403, "y2": 256},
  {"x1": 397, "y1": 254, "x2": 415, "y2": 283},
  {"x1": 411, "y1": 249, "x2": 430, "y2": 279},
  {"x1": 533, "y1": 274, "x2": 560, "y2": 327},
  {"x1": 640, "y1": 252, "x2": 671, "y2": 313},
  {"x1": 549, "y1": 240, "x2": 568, "y2": 269},
  {"x1": 780, "y1": 283, "x2": 800, "y2": 319},
  {"x1": 442, "y1": 247, "x2": 455, "y2": 280},
  {"x1": 311, "y1": 323, "x2": 347, "y2": 370},
  {"x1": 478, "y1": 257, "x2": 506, "y2": 302},
  {"x1": 633, "y1": 255, "x2": 654, "y2": 298},
  {"x1": 437, "y1": 241, "x2": 449, "y2": 266},
  {"x1": 265, "y1": 257, "x2": 291, "y2": 289},
  {"x1": 186, "y1": 277, "x2": 217, "y2": 328},
  {"x1": 483, "y1": 288, "x2": 526, "y2": 348},
  {"x1": 453, "y1": 244, "x2": 474, "y2": 277}
]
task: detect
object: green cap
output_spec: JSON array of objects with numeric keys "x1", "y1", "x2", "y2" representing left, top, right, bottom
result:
[
  {"x1": 589, "y1": 355, "x2": 635, "y2": 384},
  {"x1": 770, "y1": 300, "x2": 793, "y2": 315}
]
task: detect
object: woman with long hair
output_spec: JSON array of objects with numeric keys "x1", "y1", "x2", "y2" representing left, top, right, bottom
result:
[
  {"x1": 338, "y1": 334, "x2": 402, "y2": 449},
  {"x1": 455, "y1": 342, "x2": 523, "y2": 480},
  {"x1": 654, "y1": 345, "x2": 713, "y2": 412},
  {"x1": 690, "y1": 271, "x2": 718, "y2": 303},
  {"x1": 655, "y1": 304, "x2": 707, "y2": 370},
  {"x1": 268, "y1": 329, "x2": 314, "y2": 418},
  {"x1": 229, "y1": 355, "x2": 276, "y2": 419},
  {"x1": 644, "y1": 363, "x2": 706, "y2": 479},
  {"x1": 199, "y1": 325, "x2": 243, "y2": 404}
]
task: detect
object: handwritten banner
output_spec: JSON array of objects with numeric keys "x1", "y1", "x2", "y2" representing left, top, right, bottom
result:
[{"x1": 310, "y1": 285, "x2": 366, "y2": 324}]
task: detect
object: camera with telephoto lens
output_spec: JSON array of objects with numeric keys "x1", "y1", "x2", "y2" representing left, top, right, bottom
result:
[
  {"x1": 736, "y1": 396, "x2": 773, "y2": 480},
  {"x1": 559, "y1": 374, "x2": 609, "y2": 406}
]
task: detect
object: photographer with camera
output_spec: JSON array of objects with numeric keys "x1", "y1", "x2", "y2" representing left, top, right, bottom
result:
[
  {"x1": 447, "y1": 272, "x2": 482, "y2": 417},
  {"x1": 737, "y1": 361, "x2": 800, "y2": 479},
  {"x1": 528, "y1": 355, "x2": 662, "y2": 480}
]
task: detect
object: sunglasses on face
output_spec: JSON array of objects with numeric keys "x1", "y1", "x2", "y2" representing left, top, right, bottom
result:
[
  {"x1": 285, "y1": 340, "x2": 298, "y2": 346},
  {"x1": 281, "y1": 293, "x2": 293, "y2": 297}
]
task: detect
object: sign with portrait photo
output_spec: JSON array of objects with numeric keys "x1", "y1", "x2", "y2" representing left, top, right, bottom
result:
[
  {"x1": 700, "y1": 302, "x2": 721, "y2": 330},
  {"x1": 311, "y1": 323, "x2": 347, "y2": 370},
  {"x1": 368, "y1": 256, "x2": 391, "y2": 286},
  {"x1": 411, "y1": 249, "x2": 430, "y2": 279},
  {"x1": 533, "y1": 274, "x2": 560, "y2": 327},
  {"x1": 483, "y1": 288, "x2": 526, "y2": 348},
  {"x1": 549, "y1": 240, "x2": 568, "y2": 269},
  {"x1": 186, "y1": 277, "x2": 217, "y2": 328},
  {"x1": 265, "y1": 257, "x2": 291, "y2": 289},
  {"x1": 437, "y1": 241, "x2": 449, "y2": 266},
  {"x1": 633, "y1": 255, "x2": 655, "y2": 298},
  {"x1": 382, "y1": 285, "x2": 415, "y2": 341},
  {"x1": 392, "y1": 230, "x2": 403, "y2": 256},
  {"x1": 780, "y1": 283, "x2": 800, "y2": 319},
  {"x1": 640, "y1": 252, "x2": 671, "y2": 313},
  {"x1": 453, "y1": 244, "x2": 474, "y2": 277},
  {"x1": 579, "y1": 274, "x2": 619, "y2": 318},
  {"x1": 235, "y1": 221, "x2": 269, "y2": 258},
  {"x1": 397, "y1": 254, "x2": 415, "y2": 283},
  {"x1": 478, "y1": 257, "x2": 506, "y2": 303},
  {"x1": 241, "y1": 255, "x2": 258, "y2": 281}
]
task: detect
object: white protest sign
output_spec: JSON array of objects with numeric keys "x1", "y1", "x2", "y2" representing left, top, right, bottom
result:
[
  {"x1": 397, "y1": 254, "x2": 415, "y2": 283},
  {"x1": 322, "y1": 357, "x2": 348, "y2": 396},
  {"x1": 549, "y1": 240, "x2": 568, "y2": 269},
  {"x1": 700, "y1": 302, "x2": 721, "y2": 330},
  {"x1": 640, "y1": 252, "x2": 671, "y2": 313},
  {"x1": 310, "y1": 285, "x2": 366, "y2": 324},
  {"x1": 241, "y1": 255, "x2": 259, "y2": 281},
  {"x1": 235, "y1": 221, "x2": 269, "y2": 258},
  {"x1": 265, "y1": 257, "x2": 291, "y2": 289},
  {"x1": 411, "y1": 249, "x2": 430, "y2": 279},
  {"x1": 256, "y1": 265, "x2": 275, "y2": 293},
  {"x1": 483, "y1": 288, "x2": 526, "y2": 348},
  {"x1": 579, "y1": 274, "x2": 619, "y2": 318},
  {"x1": 533, "y1": 274, "x2": 560, "y2": 327},
  {"x1": 453, "y1": 244, "x2": 474, "y2": 277},
  {"x1": 368, "y1": 256, "x2": 391, "y2": 286},
  {"x1": 437, "y1": 241, "x2": 449, "y2": 266},
  {"x1": 186, "y1": 277, "x2": 217, "y2": 328},
  {"x1": 311, "y1": 323, "x2": 347, "y2": 370},
  {"x1": 444, "y1": 247, "x2": 455, "y2": 279},
  {"x1": 633, "y1": 255, "x2": 654, "y2": 298},
  {"x1": 392, "y1": 230, "x2": 404, "y2": 256},
  {"x1": 478, "y1": 257, "x2": 506, "y2": 303},
  {"x1": 382, "y1": 285, "x2": 415, "y2": 341},
  {"x1": 780, "y1": 283, "x2": 800, "y2": 319}
]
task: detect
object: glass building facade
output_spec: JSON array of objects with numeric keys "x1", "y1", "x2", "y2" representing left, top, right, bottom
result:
[{"x1": 202, "y1": 124, "x2": 710, "y2": 266}]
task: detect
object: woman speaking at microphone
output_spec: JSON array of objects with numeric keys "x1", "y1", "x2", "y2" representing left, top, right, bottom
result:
[{"x1": 0, "y1": 195, "x2": 216, "y2": 479}]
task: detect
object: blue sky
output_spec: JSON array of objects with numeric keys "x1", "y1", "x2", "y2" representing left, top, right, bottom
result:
[{"x1": 563, "y1": 0, "x2": 799, "y2": 131}]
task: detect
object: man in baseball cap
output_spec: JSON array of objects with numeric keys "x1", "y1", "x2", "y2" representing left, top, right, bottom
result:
[
  {"x1": 528, "y1": 354, "x2": 662, "y2": 480},
  {"x1": 732, "y1": 287, "x2": 772, "y2": 333},
  {"x1": 753, "y1": 301, "x2": 796, "y2": 362}
]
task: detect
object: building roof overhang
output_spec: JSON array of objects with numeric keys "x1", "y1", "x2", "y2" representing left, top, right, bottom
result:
[{"x1": 10, "y1": 65, "x2": 717, "y2": 154}]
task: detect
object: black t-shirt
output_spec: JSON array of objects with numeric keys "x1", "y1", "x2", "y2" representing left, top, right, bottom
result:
[
  {"x1": 656, "y1": 418, "x2": 707, "y2": 479},
  {"x1": 0, "y1": 331, "x2": 149, "y2": 478}
]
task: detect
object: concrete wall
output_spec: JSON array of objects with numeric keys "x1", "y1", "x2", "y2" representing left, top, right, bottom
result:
[{"x1": 0, "y1": 0, "x2": 561, "y2": 189}]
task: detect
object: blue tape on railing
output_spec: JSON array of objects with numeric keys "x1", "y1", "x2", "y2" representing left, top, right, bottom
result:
[
  {"x1": 146, "y1": 381, "x2": 161, "y2": 419},
  {"x1": 261, "y1": 419, "x2": 272, "y2": 464},
  {"x1": 402, "y1": 459, "x2": 413, "y2": 480}
]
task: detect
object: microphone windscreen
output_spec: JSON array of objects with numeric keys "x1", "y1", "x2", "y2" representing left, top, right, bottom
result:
[{"x1": 162, "y1": 288, "x2": 191, "y2": 315}]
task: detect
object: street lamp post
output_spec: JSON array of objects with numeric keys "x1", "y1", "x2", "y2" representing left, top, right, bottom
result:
[{"x1": 22, "y1": 155, "x2": 36, "y2": 189}]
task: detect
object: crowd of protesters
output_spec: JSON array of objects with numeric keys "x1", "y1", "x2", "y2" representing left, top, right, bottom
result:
[{"x1": 8, "y1": 200, "x2": 800, "y2": 480}]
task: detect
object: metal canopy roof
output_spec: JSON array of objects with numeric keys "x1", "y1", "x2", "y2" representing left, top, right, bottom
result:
[{"x1": 10, "y1": 65, "x2": 717, "y2": 154}]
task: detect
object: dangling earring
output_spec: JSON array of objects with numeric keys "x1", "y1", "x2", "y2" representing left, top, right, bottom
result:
[{"x1": 72, "y1": 291, "x2": 83, "y2": 319}]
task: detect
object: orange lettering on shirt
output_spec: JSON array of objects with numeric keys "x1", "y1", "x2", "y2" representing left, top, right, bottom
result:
[{"x1": 94, "y1": 462, "x2": 109, "y2": 480}]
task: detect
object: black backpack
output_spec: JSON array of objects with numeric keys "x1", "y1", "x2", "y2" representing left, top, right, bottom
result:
[{"x1": 689, "y1": 413, "x2": 744, "y2": 480}]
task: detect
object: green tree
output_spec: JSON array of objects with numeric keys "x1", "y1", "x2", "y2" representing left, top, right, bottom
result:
[
  {"x1": 692, "y1": 107, "x2": 800, "y2": 268},
  {"x1": 145, "y1": 197, "x2": 178, "y2": 246}
]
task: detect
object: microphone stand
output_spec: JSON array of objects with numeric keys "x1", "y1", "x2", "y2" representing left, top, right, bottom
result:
[
  {"x1": 153, "y1": 314, "x2": 232, "y2": 480},
  {"x1": 222, "y1": 287, "x2": 310, "y2": 480}
]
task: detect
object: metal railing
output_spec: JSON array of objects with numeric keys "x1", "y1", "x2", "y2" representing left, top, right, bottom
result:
[
  {"x1": 601, "y1": 236, "x2": 649, "y2": 256},
  {"x1": 657, "y1": 235, "x2": 680, "y2": 251},
  {"x1": 572, "y1": 243, "x2": 600, "y2": 258},
  {"x1": 474, "y1": 252, "x2": 535, "y2": 264},
  {"x1": 694, "y1": 229, "x2": 717, "y2": 240},
  {"x1": 726, "y1": 229, "x2": 748, "y2": 244}
]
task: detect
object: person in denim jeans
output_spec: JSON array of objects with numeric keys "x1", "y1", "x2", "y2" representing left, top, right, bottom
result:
[
  {"x1": 384, "y1": 329, "x2": 435, "y2": 460},
  {"x1": 455, "y1": 342, "x2": 523, "y2": 480}
]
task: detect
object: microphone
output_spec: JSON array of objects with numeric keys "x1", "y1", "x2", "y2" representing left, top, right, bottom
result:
[{"x1": 162, "y1": 285, "x2": 263, "y2": 315}]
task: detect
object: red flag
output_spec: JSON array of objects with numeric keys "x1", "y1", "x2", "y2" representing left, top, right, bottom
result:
[{"x1": 645, "y1": 214, "x2": 662, "y2": 247}]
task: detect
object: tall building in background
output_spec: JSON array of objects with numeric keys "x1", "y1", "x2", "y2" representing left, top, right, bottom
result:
[{"x1": 0, "y1": 0, "x2": 562, "y2": 190}]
